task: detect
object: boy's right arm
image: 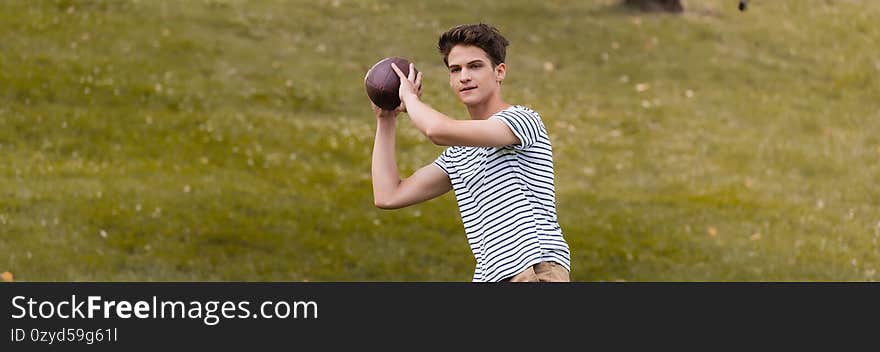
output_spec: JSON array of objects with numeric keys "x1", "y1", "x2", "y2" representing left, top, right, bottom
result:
[{"x1": 371, "y1": 107, "x2": 452, "y2": 210}]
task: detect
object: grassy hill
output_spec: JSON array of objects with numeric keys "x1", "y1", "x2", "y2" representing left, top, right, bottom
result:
[{"x1": 1, "y1": 0, "x2": 878, "y2": 281}]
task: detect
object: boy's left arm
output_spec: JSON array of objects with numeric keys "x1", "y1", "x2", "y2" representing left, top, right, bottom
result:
[{"x1": 392, "y1": 63, "x2": 519, "y2": 148}]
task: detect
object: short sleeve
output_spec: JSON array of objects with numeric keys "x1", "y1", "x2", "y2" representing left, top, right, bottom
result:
[
  {"x1": 490, "y1": 107, "x2": 542, "y2": 150},
  {"x1": 433, "y1": 148, "x2": 451, "y2": 175}
]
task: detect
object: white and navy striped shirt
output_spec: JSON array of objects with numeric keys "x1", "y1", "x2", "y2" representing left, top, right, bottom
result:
[{"x1": 433, "y1": 105, "x2": 571, "y2": 282}]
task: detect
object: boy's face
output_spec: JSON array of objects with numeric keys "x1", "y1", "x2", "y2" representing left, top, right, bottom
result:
[{"x1": 447, "y1": 45, "x2": 506, "y2": 107}]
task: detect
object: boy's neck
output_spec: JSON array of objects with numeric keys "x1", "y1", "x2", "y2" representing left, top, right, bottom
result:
[{"x1": 466, "y1": 94, "x2": 511, "y2": 120}]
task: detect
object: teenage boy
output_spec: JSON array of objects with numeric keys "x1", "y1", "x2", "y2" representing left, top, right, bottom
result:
[{"x1": 370, "y1": 23, "x2": 571, "y2": 282}]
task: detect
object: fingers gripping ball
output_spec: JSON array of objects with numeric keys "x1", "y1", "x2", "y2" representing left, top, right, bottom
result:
[{"x1": 364, "y1": 57, "x2": 418, "y2": 111}]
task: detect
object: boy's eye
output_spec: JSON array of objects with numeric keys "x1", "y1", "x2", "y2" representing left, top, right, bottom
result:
[{"x1": 450, "y1": 67, "x2": 461, "y2": 72}]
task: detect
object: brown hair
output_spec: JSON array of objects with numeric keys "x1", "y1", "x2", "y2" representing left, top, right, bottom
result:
[{"x1": 438, "y1": 23, "x2": 509, "y2": 67}]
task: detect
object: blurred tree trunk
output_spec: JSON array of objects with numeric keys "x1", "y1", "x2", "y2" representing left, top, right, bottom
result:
[{"x1": 624, "y1": 0, "x2": 684, "y2": 12}]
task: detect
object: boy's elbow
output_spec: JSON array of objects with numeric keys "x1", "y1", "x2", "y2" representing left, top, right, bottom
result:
[
  {"x1": 424, "y1": 121, "x2": 451, "y2": 146},
  {"x1": 424, "y1": 128, "x2": 450, "y2": 146},
  {"x1": 424, "y1": 127, "x2": 441, "y2": 144},
  {"x1": 373, "y1": 197, "x2": 401, "y2": 210}
]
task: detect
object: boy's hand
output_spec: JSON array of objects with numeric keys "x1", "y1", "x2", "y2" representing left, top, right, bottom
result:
[
  {"x1": 371, "y1": 102, "x2": 398, "y2": 119},
  {"x1": 391, "y1": 62, "x2": 423, "y2": 113}
]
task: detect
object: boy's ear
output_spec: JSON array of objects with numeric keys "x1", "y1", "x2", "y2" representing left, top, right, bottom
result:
[{"x1": 495, "y1": 63, "x2": 506, "y2": 83}]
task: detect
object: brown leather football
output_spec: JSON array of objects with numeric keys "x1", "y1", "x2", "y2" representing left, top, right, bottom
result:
[{"x1": 364, "y1": 57, "x2": 418, "y2": 111}]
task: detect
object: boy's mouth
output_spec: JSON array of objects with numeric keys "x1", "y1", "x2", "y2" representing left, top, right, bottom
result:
[{"x1": 459, "y1": 86, "x2": 477, "y2": 92}]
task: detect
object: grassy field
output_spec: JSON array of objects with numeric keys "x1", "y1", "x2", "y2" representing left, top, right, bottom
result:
[{"x1": 1, "y1": 0, "x2": 878, "y2": 281}]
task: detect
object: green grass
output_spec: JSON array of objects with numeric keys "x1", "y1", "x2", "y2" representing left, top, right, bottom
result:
[{"x1": 1, "y1": 0, "x2": 878, "y2": 281}]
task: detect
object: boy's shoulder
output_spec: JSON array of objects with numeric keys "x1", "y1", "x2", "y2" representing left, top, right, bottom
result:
[
  {"x1": 495, "y1": 104, "x2": 540, "y2": 118},
  {"x1": 512, "y1": 104, "x2": 537, "y2": 113},
  {"x1": 494, "y1": 105, "x2": 544, "y2": 124}
]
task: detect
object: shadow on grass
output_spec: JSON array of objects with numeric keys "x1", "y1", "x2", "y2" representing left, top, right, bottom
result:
[
  {"x1": 589, "y1": 0, "x2": 685, "y2": 17},
  {"x1": 589, "y1": 0, "x2": 738, "y2": 18}
]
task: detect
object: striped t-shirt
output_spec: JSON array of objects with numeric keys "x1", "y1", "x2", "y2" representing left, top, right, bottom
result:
[{"x1": 433, "y1": 105, "x2": 571, "y2": 282}]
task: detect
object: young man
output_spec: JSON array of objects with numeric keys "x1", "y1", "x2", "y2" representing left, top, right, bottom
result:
[{"x1": 370, "y1": 23, "x2": 571, "y2": 282}]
